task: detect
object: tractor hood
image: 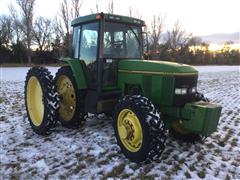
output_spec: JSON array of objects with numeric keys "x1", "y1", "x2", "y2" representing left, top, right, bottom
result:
[{"x1": 118, "y1": 59, "x2": 198, "y2": 76}]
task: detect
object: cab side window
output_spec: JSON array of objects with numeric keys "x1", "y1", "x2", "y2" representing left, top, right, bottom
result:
[
  {"x1": 80, "y1": 23, "x2": 99, "y2": 65},
  {"x1": 72, "y1": 26, "x2": 81, "y2": 58}
]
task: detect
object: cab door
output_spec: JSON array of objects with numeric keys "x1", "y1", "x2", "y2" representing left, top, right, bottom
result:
[
  {"x1": 79, "y1": 22, "x2": 99, "y2": 89},
  {"x1": 102, "y1": 28, "x2": 124, "y2": 90}
]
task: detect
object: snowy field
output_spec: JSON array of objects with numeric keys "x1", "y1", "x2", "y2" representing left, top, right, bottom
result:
[{"x1": 0, "y1": 65, "x2": 239, "y2": 179}]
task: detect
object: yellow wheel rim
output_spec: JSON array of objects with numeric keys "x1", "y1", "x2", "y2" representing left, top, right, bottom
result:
[
  {"x1": 117, "y1": 109, "x2": 143, "y2": 152},
  {"x1": 56, "y1": 75, "x2": 76, "y2": 121},
  {"x1": 27, "y1": 76, "x2": 44, "y2": 126},
  {"x1": 172, "y1": 120, "x2": 189, "y2": 134}
]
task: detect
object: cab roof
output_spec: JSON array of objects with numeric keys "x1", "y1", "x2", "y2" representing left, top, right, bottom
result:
[{"x1": 71, "y1": 12, "x2": 145, "y2": 27}]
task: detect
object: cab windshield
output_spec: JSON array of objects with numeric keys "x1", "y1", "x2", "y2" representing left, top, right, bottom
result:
[{"x1": 104, "y1": 22, "x2": 142, "y2": 59}]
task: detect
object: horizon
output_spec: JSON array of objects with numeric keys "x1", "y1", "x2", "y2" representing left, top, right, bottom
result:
[{"x1": 0, "y1": 0, "x2": 239, "y2": 37}]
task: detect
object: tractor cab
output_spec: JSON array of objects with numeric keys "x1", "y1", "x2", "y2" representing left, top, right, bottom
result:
[{"x1": 70, "y1": 13, "x2": 145, "y2": 113}]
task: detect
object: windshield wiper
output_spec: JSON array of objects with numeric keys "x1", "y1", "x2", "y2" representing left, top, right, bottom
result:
[{"x1": 125, "y1": 25, "x2": 142, "y2": 47}]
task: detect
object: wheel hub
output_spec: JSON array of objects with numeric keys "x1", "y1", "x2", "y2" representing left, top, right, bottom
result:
[
  {"x1": 27, "y1": 76, "x2": 44, "y2": 126},
  {"x1": 117, "y1": 109, "x2": 143, "y2": 152},
  {"x1": 56, "y1": 75, "x2": 76, "y2": 121},
  {"x1": 119, "y1": 120, "x2": 134, "y2": 140}
]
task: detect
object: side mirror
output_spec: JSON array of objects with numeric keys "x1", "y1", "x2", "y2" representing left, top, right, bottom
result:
[{"x1": 142, "y1": 32, "x2": 149, "y2": 60}]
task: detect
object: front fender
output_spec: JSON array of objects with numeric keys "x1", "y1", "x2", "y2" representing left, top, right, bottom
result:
[{"x1": 60, "y1": 58, "x2": 87, "y2": 89}]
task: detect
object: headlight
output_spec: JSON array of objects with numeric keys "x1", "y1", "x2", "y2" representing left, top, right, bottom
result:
[
  {"x1": 175, "y1": 88, "x2": 188, "y2": 95},
  {"x1": 191, "y1": 87, "x2": 197, "y2": 93}
]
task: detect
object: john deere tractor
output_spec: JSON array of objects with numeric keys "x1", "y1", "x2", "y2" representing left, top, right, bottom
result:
[{"x1": 25, "y1": 13, "x2": 222, "y2": 163}]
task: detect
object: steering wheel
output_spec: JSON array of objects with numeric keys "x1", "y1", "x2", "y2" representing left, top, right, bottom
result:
[{"x1": 112, "y1": 40, "x2": 124, "y2": 48}]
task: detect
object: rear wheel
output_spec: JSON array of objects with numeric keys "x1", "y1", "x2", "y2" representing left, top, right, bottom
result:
[
  {"x1": 25, "y1": 67, "x2": 58, "y2": 135},
  {"x1": 114, "y1": 95, "x2": 167, "y2": 163},
  {"x1": 54, "y1": 66, "x2": 86, "y2": 128}
]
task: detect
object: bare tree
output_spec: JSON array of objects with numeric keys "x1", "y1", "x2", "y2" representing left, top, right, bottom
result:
[
  {"x1": 58, "y1": 0, "x2": 83, "y2": 56},
  {"x1": 149, "y1": 15, "x2": 165, "y2": 51},
  {"x1": 0, "y1": 15, "x2": 13, "y2": 48},
  {"x1": 59, "y1": 0, "x2": 83, "y2": 34},
  {"x1": 107, "y1": 0, "x2": 114, "y2": 14},
  {"x1": 128, "y1": 6, "x2": 142, "y2": 19},
  {"x1": 71, "y1": 0, "x2": 83, "y2": 19},
  {"x1": 14, "y1": 0, "x2": 36, "y2": 63},
  {"x1": 165, "y1": 20, "x2": 192, "y2": 61},
  {"x1": 8, "y1": 4, "x2": 23, "y2": 44},
  {"x1": 90, "y1": 3, "x2": 99, "y2": 14},
  {"x1": 32, "y1": 17, "x2": 53, "y2": 51},
  {"x1": 166, "y1": 20, "x2": 192, "y2": 50},
  {"x1": 51, "y1": 17, "x2": 65, "y2": 58},
  {"x1": 128, "y1": 7, "x2": 133, "y2": 17},
  {"x1": 53, "y1": 17, "x2": 65, "y2": 42},
  {"x1": 59, "y1": 0, "x2": 70, "y2": 37}
]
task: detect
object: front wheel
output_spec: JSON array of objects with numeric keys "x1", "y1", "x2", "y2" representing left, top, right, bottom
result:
[{"x1": 113, "y1": 95, "x2": 167, "y2": 163}]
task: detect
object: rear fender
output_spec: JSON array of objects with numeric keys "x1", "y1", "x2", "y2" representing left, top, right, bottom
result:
[{"x1": 60, "y1": 58, "x2": 87, "y2": 90}]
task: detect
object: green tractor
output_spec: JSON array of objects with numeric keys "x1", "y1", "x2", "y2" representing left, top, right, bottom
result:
[{"x1": 25, "y1": 13, "x2": 222, "y2": 163}]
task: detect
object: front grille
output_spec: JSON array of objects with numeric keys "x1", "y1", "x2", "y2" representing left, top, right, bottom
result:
[{"x1": 173, "y1": 75, "x2": 198, "y2": 107}]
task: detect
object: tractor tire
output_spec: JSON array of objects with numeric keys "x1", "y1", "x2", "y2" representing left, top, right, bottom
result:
[
  {"x1": 114, "y1": 95, "x2": 167, "y2": 163},
  {"x1": 170, "y1": 92, "x2": 209, "y2": 143},
  {"x1": 54, "y1": 66, "x2": 86, "y2": 128},
  {"x1": 25, "y1": 67, "x2": 59, "y2": 135}
]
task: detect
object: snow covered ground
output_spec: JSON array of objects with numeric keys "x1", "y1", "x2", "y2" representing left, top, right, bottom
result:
[{"x1": 0, "y1": 65, "x2": 239, "y2": 179}]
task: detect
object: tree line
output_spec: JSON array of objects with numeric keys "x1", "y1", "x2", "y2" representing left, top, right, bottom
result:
[
  {"x1": 0, "y1": 0, "x2": 239, "y2": 65},
  {"x1": 147, "y1": 18, "x2": 239, "y2": 65},
  {"x1": 0, "y1": 0, "x2": 83, "y2": 64}
]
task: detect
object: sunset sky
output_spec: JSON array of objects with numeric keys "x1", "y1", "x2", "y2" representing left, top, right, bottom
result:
[{"x1": 0, "y1": 0, "x2": 239, "y2": 36}]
